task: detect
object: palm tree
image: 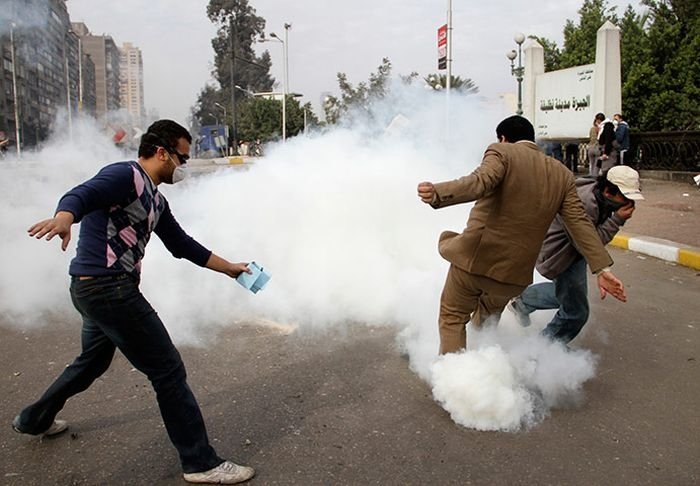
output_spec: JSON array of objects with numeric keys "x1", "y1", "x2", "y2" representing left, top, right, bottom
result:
[{"x1": 424, "y1": 74, "x2": 479, "y2": 94}]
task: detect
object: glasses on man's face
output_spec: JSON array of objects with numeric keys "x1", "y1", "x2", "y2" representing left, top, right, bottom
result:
[
  {"x1": 156, "y1": 146, "x2": 189, "y2": 165},
  {"x1": 171, "y1": 150, "x2": 190, "y2": 165}
]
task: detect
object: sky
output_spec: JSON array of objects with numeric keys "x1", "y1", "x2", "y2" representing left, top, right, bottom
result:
[{"x1": 66, "y1": 0, "x2": 643, "y2": 124}]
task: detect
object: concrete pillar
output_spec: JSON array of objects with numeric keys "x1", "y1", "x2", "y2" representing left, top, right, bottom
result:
[
  {"x1": 592, "y1": 20, "x2": 622, "y2": 118},
  {"x1": 523, "y1": 40, "x2": 544, "y2": 123}
]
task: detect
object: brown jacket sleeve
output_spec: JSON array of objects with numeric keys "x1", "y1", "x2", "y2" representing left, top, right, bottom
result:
[
  {"x1": 558, "y1": 180, "x2": 613, "y2": 273},
  {"x1": 430, "y1": 145, "x2": 507, "y2": 209}
]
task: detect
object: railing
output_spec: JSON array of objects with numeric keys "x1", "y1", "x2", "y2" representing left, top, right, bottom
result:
[
  {"x1": 629, "y1": 131, "x2": 700, "y2": 172},
  {"x1": 557, "y1": 131, "x2": 700, "y2": 173}
]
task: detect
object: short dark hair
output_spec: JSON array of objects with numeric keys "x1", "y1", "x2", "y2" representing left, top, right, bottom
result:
[
  {"x1": 614, "y1": 113, "x2": 625, "y2": 121},
  {"x1": 595, "y1": 113, "x2": 606, "y2": 122},
  {"x1": 138, "y1": 119, "x2": 192, "y2": 158},
  {"x1": 495, "y1": 115, "x2": 535, "y2": 142}
]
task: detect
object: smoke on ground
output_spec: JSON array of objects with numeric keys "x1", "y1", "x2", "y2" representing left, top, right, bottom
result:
[{"x1": 0, "y1": 84, "x2": 599, "y2": 431}]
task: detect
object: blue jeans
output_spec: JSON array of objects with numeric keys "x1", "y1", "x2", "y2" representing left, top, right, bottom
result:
[
  {"x1": 515, "y1": 257, "x2": 589, "y2": 343},
  {"x1": 14, "y1": 274, "x2": 222, "y2": 473}
]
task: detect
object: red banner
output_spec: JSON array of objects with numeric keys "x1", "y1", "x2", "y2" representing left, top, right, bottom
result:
[{"x1": 437, "y1": 24, "x2": 447, "y2": 70}]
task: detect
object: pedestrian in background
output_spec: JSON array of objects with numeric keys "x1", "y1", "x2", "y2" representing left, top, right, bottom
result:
[
  {"x1": 614, "y1": 113, "x2": 631, "y2": 165},
  {"x1": 12, "y1": 120, "x2": 256, "y2": 485},
  {"x1": 587, "y1": 114, "x2": 604, "y2": 175},
  {"x1": 417, "y1": 115, "x2": 627, "y2": 355},
  {"x1": 565, "y1": 142, "x2": 579, "y2": 173},
  {"x1": 509, "y1": 166, "x2": 644, "y2": 343},
  {"x1": 594, "y1": 115, "x2": 618, "y2": 177}
]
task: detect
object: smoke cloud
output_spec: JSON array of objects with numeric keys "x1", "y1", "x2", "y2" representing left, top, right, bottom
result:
[{"x1": 0, "y1": 84, "x2": 598, "y2": 430}]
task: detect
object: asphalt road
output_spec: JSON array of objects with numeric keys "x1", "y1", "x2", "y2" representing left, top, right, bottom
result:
[{"x1": 1, "y1": 248, "x2": 698, "y2": 486}]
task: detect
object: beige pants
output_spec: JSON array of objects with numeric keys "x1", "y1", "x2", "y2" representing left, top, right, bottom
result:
[{"x1": 438, "y1": 264, "x2": 526, "y2": 354}]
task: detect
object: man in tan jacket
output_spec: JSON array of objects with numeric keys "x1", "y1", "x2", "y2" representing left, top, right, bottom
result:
[{"x1": 417, "y1": 116, "x2": 626, "y2": 354}]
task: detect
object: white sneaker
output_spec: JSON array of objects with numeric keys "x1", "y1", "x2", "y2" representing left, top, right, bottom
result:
[{"x1": 183, "y1": 460, "x2": 255, "y2": 484}]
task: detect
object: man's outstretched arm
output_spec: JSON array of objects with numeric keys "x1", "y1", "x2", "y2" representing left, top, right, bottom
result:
[{"x1": 205, "y1": 253, "x2": 252, "y2": 279}]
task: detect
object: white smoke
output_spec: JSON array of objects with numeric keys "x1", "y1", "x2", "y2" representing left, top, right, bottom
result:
[
  {"x1": 431, "y1": 319, "x2": 598, "y2": 431},
  {"x1": 0, "y1": 84, "x2": 599, "y2": 431}
]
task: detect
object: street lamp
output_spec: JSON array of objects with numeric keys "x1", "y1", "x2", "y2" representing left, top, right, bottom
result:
[
  {"x1": 507, "y1": 32, "x2": 526, "y2": 116},
  {"x1": 267, "y1": 22, "x2": 291, "y2": 141},
  {"x1": 234, "y1": 85, "x2": 255, "y2": 96}
]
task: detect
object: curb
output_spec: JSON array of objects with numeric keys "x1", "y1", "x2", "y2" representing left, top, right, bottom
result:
[{"x1": 610, "y1": 233, "x2": 700, "y2": 271}]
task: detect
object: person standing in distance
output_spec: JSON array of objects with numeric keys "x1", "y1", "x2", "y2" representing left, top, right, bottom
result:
[
  {"x1": 613, "y1": 113, "x2": 631, "y2": 165},
  {"x1": 587, "y1": 114, "x2": 604, "y2": 175},
  {"x1": 417, "y1": 116, "x2": 627, "y2": 355},
  {"x1": 13, "y1": 120, "x2": 255, "y2": 484}
]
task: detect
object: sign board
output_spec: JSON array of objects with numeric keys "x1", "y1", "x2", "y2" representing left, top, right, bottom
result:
[
  {"x1": 437, "y1": 24, "x2": 447, "y2": 70},
  {"x1": 534, "y1": 64, "x2": 595, "y2": 140}
]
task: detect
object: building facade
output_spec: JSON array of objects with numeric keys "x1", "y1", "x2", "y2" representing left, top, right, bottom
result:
[
  {"x1": 0, "y1": 0, "x2": 85, "y2": 148},
  {"x1": 0, "y1": 1, "x2": 144, "y2": 150},
  {"x1": 119, "y1": 42, "x2": 145, "y2": 127},
  {"x1": 73, "y1": 22, "x2": 121, "y2": 120},
  {"x1": 0, "y1": 0, "x2": 101, "y2": 147}
]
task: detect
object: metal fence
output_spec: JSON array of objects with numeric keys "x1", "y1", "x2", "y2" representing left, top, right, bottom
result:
[
  {"x1": 566, "y1": 131, "x2": 700, "y2": 173},
  {"x1": 629, "y1": 131, "x2": 700, "y2": 172}
]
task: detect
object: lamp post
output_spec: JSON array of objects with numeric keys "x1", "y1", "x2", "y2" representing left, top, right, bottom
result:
[
  {"x1": 268, "y1": 22, "x2": 290, "y2": 141},
  {"x1": 506, "y1": 32, "x2": 526, "y2": 116},
  {"x1": 229, "y1": 14, "x2": 238, "y2": 154}
]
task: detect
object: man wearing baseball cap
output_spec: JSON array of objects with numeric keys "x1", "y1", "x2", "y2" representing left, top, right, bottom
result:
[{"x1": 509, "y1": 166, "x2": 643, "y2": 343}]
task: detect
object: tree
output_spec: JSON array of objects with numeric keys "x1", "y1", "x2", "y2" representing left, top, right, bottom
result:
[
  {"x1": 192, "y1": 0, "x2": 275, "y2": 130},
  {"x1": 236, "y1": 96, "x2": 319, "y2": 142},
  {"x1": 637, "y1": 0, "x2": 700, "y2": 130},
  {"x1": 423, "y1": 74, "x2": 479, "y2": 94},
  {"x1": 323, "y1": 58, "x2": 393, "y2": 124},
  {"x1": 558, "y1": 0, "x2": 619, "y2": 69}
]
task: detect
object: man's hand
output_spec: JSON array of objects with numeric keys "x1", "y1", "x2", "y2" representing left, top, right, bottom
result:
[
  {"x1": 226, "y1": 262, "x2": 253, "y2": 279},
  {"x1": 601, "y1": 154, "x2": 609, "y2": 161},
  {"x1": 615, "y1": 202, "x2": 635, "y2": 220},
  {"x1": 417, "y1": 182, "x2": 436, "y2": 204},
  {"x1": 28, "y1": 211, "x2": 74, "y2": 251},
  {"x1": 205, "y1": 253, "x2": 253, "y2": 279},
  {"x1": 597, "y1": 270, "x2": 627, "y2": 302}
]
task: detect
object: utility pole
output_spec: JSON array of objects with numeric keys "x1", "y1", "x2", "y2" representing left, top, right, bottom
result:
[
  {"x1": 446, "y1": 0, "x2": 452, "y2": 96},
  {"x1": 229, "y1": 15, "x2": 237, "y2": 154}
]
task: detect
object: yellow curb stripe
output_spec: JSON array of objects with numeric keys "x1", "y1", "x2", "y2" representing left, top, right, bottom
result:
[
  {"x1": 679, "y1": 249, "x2": 700, "y2": 271},
  {"x1": 610, "y1": 234, "x2": 630, "y2": 249}
]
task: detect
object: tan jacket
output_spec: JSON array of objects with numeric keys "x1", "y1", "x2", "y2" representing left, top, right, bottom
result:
[{"x1": 431, "y1": 141, "x2": 613, "y2": 287}]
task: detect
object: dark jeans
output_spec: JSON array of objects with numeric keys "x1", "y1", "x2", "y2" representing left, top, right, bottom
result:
[
  {"x1": 515, "y1": 257, "x2": 589, "y2": 343},
  {"x1": 14, "y1": 274, "x2": 222, "y2": 473}
]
